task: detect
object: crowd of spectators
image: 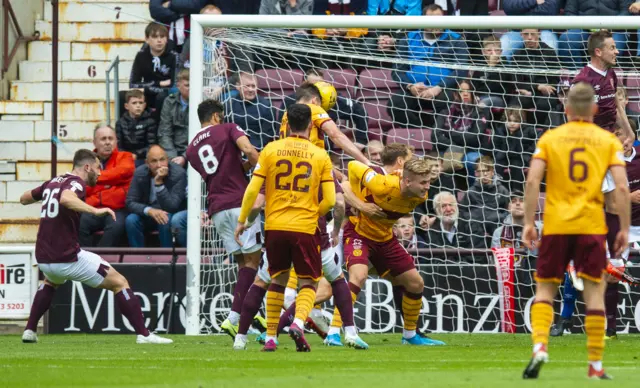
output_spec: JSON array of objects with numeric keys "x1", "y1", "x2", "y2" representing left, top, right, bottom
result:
[{"x1": 85, "y1": 0, "x2": 640, "y2": 261}]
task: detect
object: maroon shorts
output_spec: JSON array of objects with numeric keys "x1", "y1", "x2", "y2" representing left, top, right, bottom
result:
[
  {"x1": 265, "y1": 230, "x2": 322, "y2": 281},
  {"x1": 342, "y1": 221, "x2": 415, "y2": 277},
  {"x1": 537, "y1": 234, "x2": 607, "y2": 284}
]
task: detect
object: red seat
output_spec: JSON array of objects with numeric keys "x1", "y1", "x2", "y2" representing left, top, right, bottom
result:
[
  {"x1": 256, "y1": 69, "x2": 304, "y2": 99},
  {"x1": 323, "y1": 69, "x2": 358, "y2": 98},
  {"x1": 387, "y1": 128, "x2": 433, "y2": 152},
  {"x1": 360, "y1": 98, "x2": 393, "y2": 131},
  {"x1": 101, "y1": 255, "x2": 121, "y2": 263},
  {"x1": 356, "y1": 69, "x2": 400, "y2": 100},
  {"x1": 121, "y1": 255, "x2": 186, "y2": 264},
  {"x1": 626, "y1": 76, "x2": 640, "y2": 100}
]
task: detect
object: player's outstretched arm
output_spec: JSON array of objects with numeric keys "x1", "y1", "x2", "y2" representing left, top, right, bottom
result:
[
  {"x1": 19, "y1": 190, "x2": 38, "y2": 205},
  {"x1": 616, "y1": 99, "x2": 635, "y2": 142},
  {"x1": 348, "y1": 160, "x2": 392, "y2": 196},
  {"x1": 610, "y1": 165, "x2": 631, "y2": 256},
  {"x1": 323, "y1": 122, "x2": 370, "y2": 165},
  {"x1": 522, "y1": 158, "x2": 546, "y2": 250},
  {"x1": 318, "y1": 180, "x2": 336, "y2": 217},
  {"x1": 60, "y1": 190, "x2": 116, "y2": 220}
]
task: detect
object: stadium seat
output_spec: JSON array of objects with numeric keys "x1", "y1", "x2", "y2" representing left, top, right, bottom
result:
[
  {"x1": 360, "y1": 98, "x2": 394, "y2": 131},
  {"x1": 387, "y1": 128, "x2": 433, "y2": 152},
  {"x1": 626, "y1": 75, "x2": 640, "y2": 100},
  {"x1": 121, "y1": 255, "x2": 186, "y2": 264},
  {"x1": 256, "y1": 69, "x2": 304, "y2": 99},
  {"x1": 356, "y1": 69, "x2": 400, "y2": 100},
  {"x1": 323, "y1": 68, "x2": 358, "y2": 98},
  {"x1": 101, "y1": 255, "x2": 122, "y2": 264}
]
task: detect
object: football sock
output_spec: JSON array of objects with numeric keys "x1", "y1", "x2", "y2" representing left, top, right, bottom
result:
[
  {"x1": 278, "y1": 302, "x2": 296, "y2": 334},
  {"x1": 561, "y1": 274, "x2": 577, "y2": 319},
  {"x1": 230, "y1": 267, "x2": 257, "y2": 318},
  {"x1": 266, "y1": 283, "x2": 286, "y2": 339},
  {"x1": 331, "y1": 278, "x2": 355, "y2": 328},
  {"x1": 402, "y1": 291, "x2": 422, "y2": 337},
  {"x1": 25, "y1": 283, "x2": 56, "y2": 332},
  {"x1": 238, "y1": 284, "x2": 267, "y2": 335},
  {"x1": 531, "y1": 301, "x2": 553, "y2": 350},
  {"x1": 586, "y1": 310, "x2": 606, "y2": 364},
  {"x1": 605, "y1": 284, "x2": 618, "y2": 332},
  {"x1": 115, "y1": 288, "x2": 150, "y2": 336},
  {"x1": 293, "y1": 285, "x2": 316, "y2": 326},
  {"x1": 286, "y1": 269, "x2": 298, "y2": 290},
  {"x1": 329, "y1": 282, "x2": 360, "y2": 329}
]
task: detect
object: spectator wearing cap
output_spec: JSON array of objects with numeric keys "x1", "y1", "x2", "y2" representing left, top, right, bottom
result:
[
  {"x1": 125, "y1": 144, "x2": 187, "y2": 248},
  {"x1": 79, "y1": 125, "x2": 135, "y2": 247},
  {"x1": 284, "y1": 69, "x2": 370, "y2": 146}
]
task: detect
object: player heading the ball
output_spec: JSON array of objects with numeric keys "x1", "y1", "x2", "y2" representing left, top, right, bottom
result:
[{"x1": 522, "y1": 82, "x2": 630, "y2": 380}]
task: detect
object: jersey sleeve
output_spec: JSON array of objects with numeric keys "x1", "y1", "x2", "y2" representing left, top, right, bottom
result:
[
  {"x1": 532, "y1": 134, "x2": 549, "y2": 162},
  {"x1": 279, "y1": 113, "x2": 288, "y2": 139},
  {"x1": 348, "y1": 160, "x2": 393, "y2": 196},
  {"x1": 609, "y1": 138, "x2": 625, "y2": 168},
  {"x1": 320, "y1": 154, "x2": 334, "y2": 183},
  {"x1": 311, "y1": 105, "x2": 331, "y2": 129},
  {"x1": 601, "y1": 170, "x2": 616, "y2": 194},
  {"x1": 253, "y1": 146, "x2": 269, "y2": 179},
  {"x1": 31, "y1": 181, "x2": 48, "y2": 201},
  {"x1": 229, "y1": 123, "x2": 248, "y2": 142}
]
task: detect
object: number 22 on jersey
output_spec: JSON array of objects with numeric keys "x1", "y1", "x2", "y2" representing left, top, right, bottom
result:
[{"x1": 274, "y1": 160, "x2": 312, "y2": 193}]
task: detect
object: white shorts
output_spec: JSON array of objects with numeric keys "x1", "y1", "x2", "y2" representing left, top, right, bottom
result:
[
  {"x1": 38, "y1": 249, "x2": 111, "y2": 288},
  {"x1": 212, "y1": 207, "x2": 262, "y2": 255},
  {"x1": 256, "y1": 247, "x2": 343, "y2": 284}
]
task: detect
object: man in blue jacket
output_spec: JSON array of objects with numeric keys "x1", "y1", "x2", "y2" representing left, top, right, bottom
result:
[{"x1": 386, "y1": 4, "x2": 469, "y2": 129}]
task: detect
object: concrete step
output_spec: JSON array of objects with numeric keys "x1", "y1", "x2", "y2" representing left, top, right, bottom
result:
[
  {"x1": 0, "y1": 162, "x2": 16, "y2": 174},
  {"x1": 45, "y1": 101, "x2": 115, "y2": 121},
  {"x1": 0, "y1": 223, "x2": 38, "y2": 243},
  {"x1": 5, "y1": 181, "x2": 43, "y2": 202},
  {"x1": 16, "y1": 162, "x2": 74, "y2": 181},
  {"x1": 0, "y1": 115, "x2": 44, "y2": 121},
  {"x1": 11, "y1": 81, "x2": 128, "y2": 101},
  {"x1": 28, "y1": 41, "x2": 71, "y2": 61},
  {"x1": 0, "y1": 101, "x2": 44, "y2": 115},
  {"x1": 0, "y1": 203, "x2": 41, "y2": 221},
  {"x1": 24, "y1": 141, "x2": 94, "y2": 162},
  {"x1": 35, "y1": 121, "x2": 98, "y2": 141},
  {"x1": 0, "y1": 143, "x2": 26, "y2": 162},
  {"x1": 0, "y1": 121, "x2": 35, "y2": 141},
  {"x1": 45, "y1": 2, "x2": 151, "y2": 22},
  {"x1": 36, "y1": 20, "x2": 146, "y2": 42},
  {"x1": 20, "y1": 60, "x2": 133, "y2": 82},
  {"x1": 72, "y1": 42, "x2": 142, "y2": 61}
]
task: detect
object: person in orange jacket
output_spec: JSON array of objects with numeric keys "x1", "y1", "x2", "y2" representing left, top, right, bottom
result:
[{"x1": 79, "y1": 124, "x2": 135, "y2": 247}]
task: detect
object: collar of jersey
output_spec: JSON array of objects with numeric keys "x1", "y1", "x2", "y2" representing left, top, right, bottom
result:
[
  {"x1": 624, "y1": 147, "x2": 636, "y2": 162},
  {"x1": 288, "y1": 134, "x2": 309, "y2": 140},
  {"x1": 587, "y1": 63, "x2": 608, "y2": 77}
]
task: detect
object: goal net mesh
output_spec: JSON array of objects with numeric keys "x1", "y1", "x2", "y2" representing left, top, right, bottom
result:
[{"x1": 195, "y1": 25, "x2": 640, "y2": 335}]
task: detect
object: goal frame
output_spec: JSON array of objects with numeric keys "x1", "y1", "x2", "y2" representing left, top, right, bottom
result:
[{"x1": 186, "y1": 14, "x2": 640, "y2": 335}]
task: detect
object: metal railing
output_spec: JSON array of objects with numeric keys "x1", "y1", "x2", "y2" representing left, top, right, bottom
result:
[
  {"x1": 105, "y1": 56, "x2": 120, "y2": 125},
  {"x1": 1, "y1": 0, "x2": 38, "y2": 76}
]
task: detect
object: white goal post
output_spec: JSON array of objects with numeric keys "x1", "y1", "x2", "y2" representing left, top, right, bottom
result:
[{"x1": 186, "y1": 15, "x2": 640, "y2": 336}]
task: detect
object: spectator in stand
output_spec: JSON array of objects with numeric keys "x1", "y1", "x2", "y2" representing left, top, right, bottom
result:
[
  {"x1": 367, "y1": 0, "x2": 421, "y2": 15},
  {"x1": 260, "y1": 0, "x2": 313, "y2": 15},
  {"x1": 365, "y1": 140, "x2": 384, "y2": 164},
  {"x1": 116, "y1": 90, "x2": 158, "y2": 168},
  {"x1": 393, "y1": 215, "x2": 428, "y2": 250},
  {"x1": 158, "y1": 69, "x2": 190, "y2": 167},
  {"x1": 492, "y1": 106, "x2": 538, "y2": 191},
  {"x1": 510, "y1": 28, "x2": 561, "y2": 126},
  {"x1": 125, "y1": 145, "x2": 187, "y2": 248},
  {"x1": 545, "y1": 78, "x2": 571, "y2": 129},
  {"x1": 473, "y1": 35, "x2": 516, "y2": 109},
  {"x1": 284, "y1": 69, "x2": 369, "y2": 146},
  {"x1": 431, "y1": 79, "x2": 488, "y2": 180},
  {"x1": 215, "y1": 0, "x2": 261, "y2": 14},
  {"x1": 459, "y1": 155, "x2": 510, "y2": 249},
  {"x1": 558, "y1": 2, "x2": 632, "y2": 68},
  {"x1": 491, "y1": 191, "x2": 539, "y2": 264},
  {"x1": 423, "y1": 191, "x2": 473, "y2": 262},
  {"x1": 617, "y1": 87, "x2": 640, "y2": 130},
  {"x1": 501, "y1": 0, "x2": 560, "y2": 60},
  {"x1": 387, "y1": 4, "x2": 470, "y2": 129},
  {"x1": 225, "y1": 72, "x2": 278, "y2": 150},
  {"x1": 129, "y1": 23, "x2": 179, "y2": 113},
  {"x1": 79, "y1": 125, "x2": 135, "y2": 247}
]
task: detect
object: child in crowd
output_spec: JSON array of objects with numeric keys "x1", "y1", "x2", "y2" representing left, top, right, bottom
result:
[{"x1": 116, "y1": 90, "x2": 157, "y2": 167}]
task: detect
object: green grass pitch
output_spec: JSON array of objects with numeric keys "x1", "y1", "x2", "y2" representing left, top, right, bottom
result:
[{"x1": 1, "y1": 333, "x2": 639, "y2": 387}]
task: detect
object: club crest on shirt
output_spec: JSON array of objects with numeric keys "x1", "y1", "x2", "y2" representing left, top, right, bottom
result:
[
  {"x1": 353, "y1": 249, "x2": 363, "y2": 257},
  {"x1": 352, "y1": 238, "x2": 362, "y2": 250},
  {"x1": 70, "y1": 181, "x2": 83, "y2": 192}
]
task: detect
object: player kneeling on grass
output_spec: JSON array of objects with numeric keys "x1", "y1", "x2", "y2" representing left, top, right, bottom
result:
[
  {"x1": 234, "y1": 104, "x2": 337, "y2": 352},
  {"x1": 522, "y1": 82, "x2": 630, "y2": 380},
  {"x1": 331, "y1": 146, "x2": 445, "y2": 346},
  {"x1": 20, "y1": 149, "x2": 172, "y2": 344}
]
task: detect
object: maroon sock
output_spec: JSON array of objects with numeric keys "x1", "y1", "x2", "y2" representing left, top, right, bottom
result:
[
  {"x1": 238, "y1": 284, "x2": 267, "y2": 335},
  {"x1": 25, "y1": 284, "x2": 56, "y2": 331},
  {"x1": 116, "y1": 288, "x2": 150, "y2": 336},
  {"x1": 278, "y1": 302, "x2": 296, "y2": 334},
  {"x1": 332, "y1": 278, "x2": 355, "y2": 327},
  {"x1": 231, "y1": 267, "x2": 257, "y2": 314},
  {"x1": 605, "y1": 283, "x2": 618, "y2": 332}
]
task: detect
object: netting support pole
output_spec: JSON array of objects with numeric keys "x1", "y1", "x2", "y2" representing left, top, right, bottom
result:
[{"x1": 185, "y1": 18, "x2": 204, "y2": 336}]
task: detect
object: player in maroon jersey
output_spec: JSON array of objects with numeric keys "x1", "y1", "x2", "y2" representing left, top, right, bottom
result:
[
  {"x1": 19, "y1": 149, "x2": 171, "y2": 344},
  {"x1": 572, "y1": 30, "x2": 634, "y2": 140},
  {"x1": 185, "y1": 99, "x2": 264, "y2": 339}
]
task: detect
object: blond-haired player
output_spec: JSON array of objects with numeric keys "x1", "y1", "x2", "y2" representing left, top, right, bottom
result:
[{"x1": 522, "y1": 82, "x2": 630, "y2": 380}]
